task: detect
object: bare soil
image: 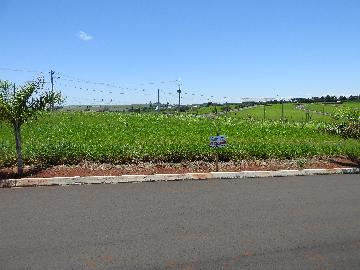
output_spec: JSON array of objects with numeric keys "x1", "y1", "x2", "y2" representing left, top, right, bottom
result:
[{"x1": 1, "y1": 156, "x2": 359, "y2": 180}]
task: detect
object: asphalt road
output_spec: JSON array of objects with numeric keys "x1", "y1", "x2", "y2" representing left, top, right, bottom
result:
[{"x1": 1, "y1": 174, "x2": 360, "y2": 270}]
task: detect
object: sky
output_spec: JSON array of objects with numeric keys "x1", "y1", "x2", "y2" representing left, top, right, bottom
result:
[{"x1": 1, "y1": 0, "x2": 360, "y2": 105}]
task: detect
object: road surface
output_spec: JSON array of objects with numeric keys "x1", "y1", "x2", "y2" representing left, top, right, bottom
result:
[{"x1": 1, "y1": 174, "x2": 360, "y2": 269}]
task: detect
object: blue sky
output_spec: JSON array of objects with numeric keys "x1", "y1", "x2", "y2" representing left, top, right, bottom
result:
[{"x1": 1, "y1": 0, "x2": 360, "y2": 105}]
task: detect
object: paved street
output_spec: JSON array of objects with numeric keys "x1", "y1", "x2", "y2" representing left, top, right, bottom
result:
[{"x1": 1, "y1": 174, "x2": 360, "y2": 269}]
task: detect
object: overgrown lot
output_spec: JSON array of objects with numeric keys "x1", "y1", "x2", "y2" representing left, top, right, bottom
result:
[{"x1": 0, "y1": 112, "x2": 359, "y2": 167}]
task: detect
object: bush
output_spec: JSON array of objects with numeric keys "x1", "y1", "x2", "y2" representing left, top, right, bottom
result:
[{"x1": 325, "y1": 108, "x2": 360, "y2": 139}]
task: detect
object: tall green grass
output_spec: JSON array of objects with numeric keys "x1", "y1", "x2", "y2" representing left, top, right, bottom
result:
[
  {"x1": 227, "y1": 104, "x2": 331, "y2": 122},
  {"x1": 305, "y1": 101, "x2": 360, "y2": 115},
  {"x1": 0, "y1": 112, "x2": 359, "y2": 167}
]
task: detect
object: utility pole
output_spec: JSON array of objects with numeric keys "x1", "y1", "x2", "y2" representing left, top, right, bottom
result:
[
  {"x1": 157, "y1": 88, "x2": 160, "y2": 113},
  {"x1": 13, "y1": 83, "x2": 16, "y2": 96},
  {"x1": 262, "y1": 98, "x2": 268, "y2": 120},
  {"x1": 50, "y1": 70, "x2": 55, "y2": 110},
  {"x1": 177, "y1": 84, "x2": 181, "y2": 113},
  {"x1": 50, "y1": 70, "x2": 55, "y2": 93}
]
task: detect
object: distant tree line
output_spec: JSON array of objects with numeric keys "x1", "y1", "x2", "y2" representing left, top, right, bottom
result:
[{"x1": 291, "y1": 95, "x2": 359, "y2": 104}]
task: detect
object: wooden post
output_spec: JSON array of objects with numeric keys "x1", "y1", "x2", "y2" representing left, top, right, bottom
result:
[
  {"x1": 215, "y1": 130, "x2": 220, "y2": 172},
  {"x1": 157, "y1": 88, "x2": 160, "y2": 113},
  {"x1": 215, "y1": 149, "x2": 219, "y2": 172},
  {"x1": 263, "y1": 104, "x2": 266, "y2": 120}
]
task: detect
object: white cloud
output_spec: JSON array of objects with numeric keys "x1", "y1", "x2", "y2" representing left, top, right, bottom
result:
[{"x1": 78, "y1": 31, "x2": 93, "y2": 41}]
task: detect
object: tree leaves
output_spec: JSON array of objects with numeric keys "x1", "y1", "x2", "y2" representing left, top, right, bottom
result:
[{"x1": 0, "y1": 77, "x2": 63, "y2": 125}]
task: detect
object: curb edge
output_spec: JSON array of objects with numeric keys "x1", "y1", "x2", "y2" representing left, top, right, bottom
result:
[{"x1": 1, "y1": 167, "x2": 359, "y2": 188}]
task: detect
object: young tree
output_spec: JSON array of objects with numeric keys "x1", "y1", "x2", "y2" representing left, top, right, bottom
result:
[{"x1": 0, "y1": 77, "x2": 63, "y2": 176}]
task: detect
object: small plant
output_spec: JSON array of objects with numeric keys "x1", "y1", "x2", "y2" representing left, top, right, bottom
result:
[{"x1": 296, "y1": 158, "x2": 307, "y2": 169}]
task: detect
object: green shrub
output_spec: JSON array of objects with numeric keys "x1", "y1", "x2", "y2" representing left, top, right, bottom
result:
[{"x1": 325, "y1": 108, "x2": 360, "y2": 139}]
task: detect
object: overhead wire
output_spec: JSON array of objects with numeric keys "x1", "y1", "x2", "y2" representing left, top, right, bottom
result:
[
  {"x1": 1, "y1": 67, "x2": 245, "y2": 105},
  {"x1": 2, "y1": 66, "x2": 336, "y2": 106}
]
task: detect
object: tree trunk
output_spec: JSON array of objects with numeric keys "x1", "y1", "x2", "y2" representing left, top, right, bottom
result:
[{"x1": 13, "y1": 122, "x2": 23, "y2": 176}]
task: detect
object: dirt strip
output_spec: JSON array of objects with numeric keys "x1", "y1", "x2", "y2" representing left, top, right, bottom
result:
[{"x1": 1, "y1": 157, "x2": 358, "y2": 180}]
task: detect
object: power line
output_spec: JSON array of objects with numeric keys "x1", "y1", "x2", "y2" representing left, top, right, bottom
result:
[
  {"x1": 0, "y1": 67, "x2": 253, "y2": 104},
  {"x1": 0, "y1": 67, "x2": 42, "y2": 73},
  {"x1": 5, "y1": 67, "x2": 357, "y2": 107},
  {"x1": 57, "y1": 71, "x2": 178, "y2": 90}
]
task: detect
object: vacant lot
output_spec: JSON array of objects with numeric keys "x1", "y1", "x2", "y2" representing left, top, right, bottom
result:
[{"x1": 0, "y1": 111, "x2": 359, "y2": 167}]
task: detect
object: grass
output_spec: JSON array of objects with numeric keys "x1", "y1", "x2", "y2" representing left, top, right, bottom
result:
[
  {"x1": 193, "y1": 101, "x2": 360, "y2": 122},
  {"x1": 1, "y1": 112, "x2": 359, "y2": 167},
  {"x1": 226, "y1": 103, "x2": 332, "y2": 122},
  {"x1": 304, "y1": 101, "x2": 360, "y2": 115}
]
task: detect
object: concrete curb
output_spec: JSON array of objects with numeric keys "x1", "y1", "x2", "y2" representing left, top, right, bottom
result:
[{"x1": 1, "y1": 167, "x2": 359, "y2": 188}]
